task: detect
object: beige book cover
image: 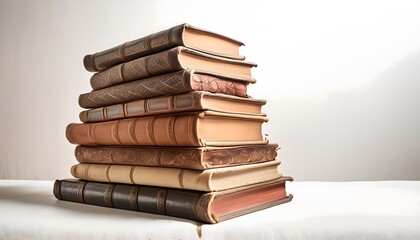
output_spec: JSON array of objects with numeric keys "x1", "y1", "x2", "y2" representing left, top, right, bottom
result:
[{"x1": 71, "y1": 160, "x2": 282, "y2": 192}]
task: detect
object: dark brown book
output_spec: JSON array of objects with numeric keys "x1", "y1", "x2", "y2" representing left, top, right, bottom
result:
[
  {"x1": 74, "y1": 144, "x2": 279, "y2": 170},
  {"x1": 66, "y1": 111, "x2": 269, "y2": 147},
  {"x1": 89, "y1": 46, "x2": 256, "y2": 90},
  {"x1": 79, "y1": 91, "x2": 266, "y2": 123},
  {"x1": 53, "y1": 177, "x2": 293, "y2": 223},
  {"x1": 83, "y1": 23, "x2": 245, "y2": 72},
  {"x1": 79, "y1": 70, "x2": 252, "y2": 109}
]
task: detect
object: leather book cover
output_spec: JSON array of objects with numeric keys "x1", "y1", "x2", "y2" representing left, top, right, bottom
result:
[
  {"x1": 53, "y1": 177, "x2": 292, "y2": 223},
  {"x1": 89, "y1": 46, "x2": 256, "y2": 90},
  {"x1": 70, "y1": 160, "x2": 281, "y2": 192},
  {"x1": 74, "y1": 144, "x2": 279, "y2": 170},
  {"x1": 79, "y1": 70, "x2": 252, "y2": 109},
  {"x1": 66, "y1": 111, "x2": 269, "y2": 147},
  {"x1": 79, "y1": 91, "x2": 265, "y2": 123},
  {"x1": 83, "y1": 23, "x2": 245, "y2": 72}
]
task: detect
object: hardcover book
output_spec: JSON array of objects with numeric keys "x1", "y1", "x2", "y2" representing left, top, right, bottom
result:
[
  {"x1": 79, "y1": 70, "x2": 252, "y2": 109},
  {"x1": 84, "y1": 23, "x2": 245, "y2": 72},
  {"x1": 70, "y1": 160, "x2": 281, "y2": 192},
  {"x1": 89, "y1": 46, "x2": 256, "y2": 90},
  {"x1": 66, "y1": 111, "x2": 269, "y2": 147},
  {"x1": 79, "y1": 91, "x2": 266, "y2": 123},
  {"x1": 53, "y1": 177, "x2": 293, "y2": 224},
  {"x1": 74, "y1": 144, "x2": 279, "y2": 170}
]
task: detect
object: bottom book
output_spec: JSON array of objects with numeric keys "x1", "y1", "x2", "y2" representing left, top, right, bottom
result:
[{"x1": 53, "y1": 177, "x2": 293, "y2": 224}]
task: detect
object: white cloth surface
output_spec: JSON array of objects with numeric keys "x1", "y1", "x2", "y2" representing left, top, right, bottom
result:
[
  {"x1": 202, "y1": 181, "x2": 420, "y2": 240},
  {"x1": 1, "y1": 180, "x2": 419, "y2": 240},
  {"x1": 0, "y1": 180, "x2": 199, "y2": 240}
]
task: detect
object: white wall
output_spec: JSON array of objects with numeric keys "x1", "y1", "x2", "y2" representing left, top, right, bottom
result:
[{"x1": 1, "y1": 0, "x2": 420, "y2": 181}]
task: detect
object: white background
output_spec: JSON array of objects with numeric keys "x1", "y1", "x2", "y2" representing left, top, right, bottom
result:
[{"x1": 1, "y1": 0, "x2": 419, "y2": 181}]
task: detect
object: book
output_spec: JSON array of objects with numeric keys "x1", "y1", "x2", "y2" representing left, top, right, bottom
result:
[
  {"x1": 83, "y1": 23, "x2": 245, "y2": 72},
  {"x1": 66, "y1": 111, "x2": 269, "y2": 147},
  {"x1": 89, "y1": 46, "x2": 257, "y2": 90},
  {"x1": 79, "y1": 91, "x2": 266, "y2": 123},
  {"x1": 53, "y1": 177, "x2": 293, "y2": 223},
  {"x1": 70, "y1": 160, "x2": 281, "y2": 192},
  {"x1": 79, "y1": 70, "x2": 252, "y2": 109},
  {"x1": 74, "y1": 144, "x2": 279, "y2": 170}
]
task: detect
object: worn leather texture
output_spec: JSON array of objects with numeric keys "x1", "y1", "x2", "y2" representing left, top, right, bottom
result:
[
  {"x1": 74, "y1": 144, "x2": 279, "y2": 170},
  {"x1": 53, "y1": 178, "x2": 291, "y2": 223},
  {"x1": 83, "y1": 23, "x2": 245, "y2": 72},
  {"x1": 66, "y1": 111, "x2": 267, "y2": 147},
  {"x1": 79, "y1": 70, "x2": 249, "y2": 109},
  {"x1": 89, "y1": 46, "x2": 256, "y2": 90},
  {"x1": 79, "y1": 90, "x2": 261, "y2": 122},
  {"x1": 70, "y1": 160, "x2": 281, "y2": 192}
]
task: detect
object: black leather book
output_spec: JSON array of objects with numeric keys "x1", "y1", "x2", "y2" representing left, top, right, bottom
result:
[{"x1": 53, "y1": 177, "x2": 293, "y2": 224}]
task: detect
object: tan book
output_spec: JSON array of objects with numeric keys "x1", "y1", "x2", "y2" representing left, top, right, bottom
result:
[
  {"x1": 79, "y1": 70, "x2": 252, "y2": 109},
  {"x1": 74, "y1": 144, "x2": 279, "y2": 170},
  {"x1": 90, "y1": 46, "x2": 257, "y2": 90},
  {"x1": 54, "y1": 177, "x2": 293, "y2": 224},
  {"x1": 70, "y1": 160, "x2": 282, "y2": 192},
  {"x1": 84, "y1": 23, "x2": 245, "y2": 72},
  {"x1": 79, "y1": 91, "x2": 266, "y2": 123},
  {"x1": 66, "y1": 111, "x2": 269, "y2": 147}
]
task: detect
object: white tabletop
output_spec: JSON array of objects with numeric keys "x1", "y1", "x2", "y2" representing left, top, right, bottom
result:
[{"x1": 1, "y1": 180, "x2": 419, "y2": 240}]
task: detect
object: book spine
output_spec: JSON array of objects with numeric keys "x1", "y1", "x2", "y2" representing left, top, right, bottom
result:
[
  {"x1": 74, "y1": 145, "x2": 205, "y2": 170},
  {"x1": 70, "y1": 163, "x2": 211, "y2": 191},
  {"x1": 90, "y1": 47, "x2": 183, "y2": 90},
  {"x1": 79, "y1": 91, "x2": 203, "y2": 122},
  {"x1": 83, "y1": 24, "x2": 184, "y2": 72},
  {"x1": 79, "y1": 73, "x2": 249, "y2": 120},
  {"x1": 66, "y1": 113, "x2": 200, "y2": 146},
  {"x1": 53, "y1": 179, "x2": 213, "y2": 223},
  {"x1": 79, "y1": 70, "x2": 193, "y2": 109}
]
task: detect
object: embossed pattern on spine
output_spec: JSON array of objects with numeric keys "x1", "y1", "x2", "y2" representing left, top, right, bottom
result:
[
  {"x1": 79, "y1": 71, "x2": 191, "y2": 108},
  {"x1": 75, "y1": 145, "x2": 204, "y2": 169}
]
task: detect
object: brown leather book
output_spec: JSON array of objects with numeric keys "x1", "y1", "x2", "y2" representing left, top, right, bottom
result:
[
  {"x1": 70, "y1": 160, "x2": 282, "y2": 192},
  {"x1": 74, "y1": 144, "x2": 279, "y2": 170},
  {"x1": 89, "y1": 46, "x2": 256, "y2": 90},
  {"x1": 66, "y1": 111, "x2": 269, "y2": 147},
  {"x1": 79, "y1": 91, "x2": 266, "y2": 123},
  {"x1": 79, "y1": 70, "x2": 252, "y2": 109},
  {"x1": 83, "y1": 23, "x2": 245, "y2": 72},
  {"x1": 53, "y1": 177, "x2": 293, "y2": 223}
]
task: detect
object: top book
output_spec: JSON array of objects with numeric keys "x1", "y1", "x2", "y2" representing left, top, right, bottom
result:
[{"x1": 83, "y1": 23, "x2": 245, "y2": 72}]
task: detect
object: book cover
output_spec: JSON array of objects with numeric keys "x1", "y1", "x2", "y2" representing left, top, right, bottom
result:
[
  {"x1": 79, "y1": 91, "x2": 266, "y2": 122},
  {"x1": 84, "y1": 23, "x2": 245, "y2": 72},
  {"x1": 53, "y1": 177, "x2": 293, "y2": 223},
  {"x1": 74, "y1": 144, "x2": 279, "y2": 170},
  {"x1": 79, "y1": 70, "x2": 252, "y2": 109},
  {"x1": 70, "y1": 160, "x2": 282, "y2": 191},
  {"x1": 66, "y1": 111, "x2": 269, "y2": 147},
  {"x1": 89, "y1": 47, "x2": 256, "y2": 90}
]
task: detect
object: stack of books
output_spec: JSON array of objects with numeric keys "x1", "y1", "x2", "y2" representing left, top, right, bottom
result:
[{"x1": 54, "y1": 23, "x2": 293, "y2": 224}]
